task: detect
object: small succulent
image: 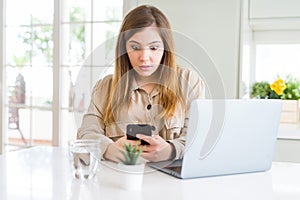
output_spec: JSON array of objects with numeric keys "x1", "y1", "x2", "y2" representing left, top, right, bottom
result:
[{"x1": 118, "y1": 142, "x2": 143, "y2": 165}]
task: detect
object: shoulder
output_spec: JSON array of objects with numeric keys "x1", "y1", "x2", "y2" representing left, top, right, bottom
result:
[
  {"x1": 177, "y1": 66, "x2": 204, "y2": 85},
  {"x1": 177, "y1": 66, "x2": 205, "y2": 99},
  {"x1": 93, "y1": 74, "x2": 113, "y2": 92},
  {"x1": 90, "y1": 74, "x2": 113, "y2": 109}
]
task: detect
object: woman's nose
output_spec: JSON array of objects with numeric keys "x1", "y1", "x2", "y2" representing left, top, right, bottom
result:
[{"x1": 139, "y1": 48, "x2": 150, "y2": 61}]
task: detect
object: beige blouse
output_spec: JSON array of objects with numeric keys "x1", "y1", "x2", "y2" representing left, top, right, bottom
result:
[{"x1": 77, "y1": 67, "x2": 205, "y2": 160}]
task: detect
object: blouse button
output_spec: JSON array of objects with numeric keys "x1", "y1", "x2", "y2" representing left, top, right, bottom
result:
[{"x1": 147, "y1": 104, "x2": 152, "y2": 110}]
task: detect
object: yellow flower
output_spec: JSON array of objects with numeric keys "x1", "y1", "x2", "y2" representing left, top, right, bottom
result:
[{"x1": 270, "y1": 78, "x2": 286, "y2": 95}]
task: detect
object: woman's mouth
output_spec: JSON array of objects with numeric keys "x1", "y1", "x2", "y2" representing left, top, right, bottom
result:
[{"x1": 139, "y1": 65, "x2": 152, "y2": 70}]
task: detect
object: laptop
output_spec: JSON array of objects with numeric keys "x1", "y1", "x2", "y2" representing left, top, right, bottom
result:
[{"x1": 148, "y1": 99, "x2": 283, "y2": 179}]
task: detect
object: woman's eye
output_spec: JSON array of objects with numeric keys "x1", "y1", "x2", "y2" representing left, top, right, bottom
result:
[
  {"x1": 150, "y1": 46, "x2": 159, "y2": 50},
  {"x1": 131, "y1": 45, "x2": 140, "y2": 50}
]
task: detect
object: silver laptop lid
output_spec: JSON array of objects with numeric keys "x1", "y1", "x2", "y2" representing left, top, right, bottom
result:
[{"x1": 181, "y1": 99, "x2": 282, "y2": 179}]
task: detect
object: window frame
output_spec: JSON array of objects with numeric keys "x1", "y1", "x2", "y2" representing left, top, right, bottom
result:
[
  {"x1": 0, "y1": 0, "x2": 6, "y2": 154},
  {"x1": 0, "y1": 0, "x2": 126, "y2": 153}
]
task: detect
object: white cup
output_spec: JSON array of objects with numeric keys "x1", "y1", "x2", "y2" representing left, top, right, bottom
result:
[{"x1": 68, "y1": 139, "x2": 101, "y2": 180}]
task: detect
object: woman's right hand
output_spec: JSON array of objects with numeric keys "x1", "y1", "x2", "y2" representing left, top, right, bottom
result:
[{"x1": 103, "y1": 136, "x2": 139, "y2": 163}]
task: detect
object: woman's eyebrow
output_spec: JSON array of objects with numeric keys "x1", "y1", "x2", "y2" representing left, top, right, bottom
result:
[{"x1": 128, "y1": 40, "x2": 162, "y2": 45}]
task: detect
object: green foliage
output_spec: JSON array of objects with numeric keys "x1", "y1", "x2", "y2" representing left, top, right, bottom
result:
[
  {"x1": 251, "y1": 76, "x2": 300, "y2": 100},
  {"x1": 12, "y1": 53, "x2": 31, "y2": 67},
  {"x1": 20, "y1": 17, "x2": 53, "y2": 64},
  {"x1": 13, "y1": 17, "x2": 53, "y2": 66},
  {"x1": 118, "y1": 142, "x2": 143, "y2": 165},
  {"x1": 70, "y1": 7, "x2": 86, "y2": 52},
  {"x1": 250, "y1": 81, "x2": 272, "y2": 99},
  {"x1": 12, "y1": 7, "x2": 86, "y2": 67},
  {"x1": 281, "y1": 76, "x2": 300, "y2": 100}
]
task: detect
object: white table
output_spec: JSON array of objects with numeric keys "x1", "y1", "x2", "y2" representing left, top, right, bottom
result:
[{"x1": 0, "y1": 146, "x2": 300, "y2": 200}]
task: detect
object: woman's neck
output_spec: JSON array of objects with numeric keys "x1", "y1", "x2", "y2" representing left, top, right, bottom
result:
[{"x1": 135, "y1": 72, "x2": 159, "y2": 94}]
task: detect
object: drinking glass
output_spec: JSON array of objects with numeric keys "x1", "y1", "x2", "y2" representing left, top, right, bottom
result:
[{"x1": 68, "y1": 139, "x2": 101, "y2": 180}]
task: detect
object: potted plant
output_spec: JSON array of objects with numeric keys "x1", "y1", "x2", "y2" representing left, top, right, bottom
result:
[
  {"x1": 251, "y1": 75, "x2": 300, "y2": 123},
  {"x1": 117, "y1": 142, "x2": 145, "y2": 190},
  {"x1": 250, "y1": 81, "x2": 271, "y2": 99}
]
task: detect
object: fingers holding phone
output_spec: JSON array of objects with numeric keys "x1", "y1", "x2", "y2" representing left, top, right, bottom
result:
[
  {"x1": 136, "y1": 134, "x2": 174, "y2": 162},
  {"x1": 126, "y1": 124, "x2": 154, "y2": 145},
  {"x1": 115, "y1": 135, "x2": 140, "y2": 149},
  {"x1": 125, "y1": 124, "x2": 173, "y2": 162}
]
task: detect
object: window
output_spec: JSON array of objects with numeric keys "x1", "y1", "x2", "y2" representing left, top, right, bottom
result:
[
  {"x1": 241, "y1": 0, "x2": 300, "y2": 98},
  {"x1": 1, "y1": 0, "x2": 123, "y2": 152},
  {"x1": 255, "y1": 44, "x2": 300, "y2": 82},
  {"x1": 59, "y1": 0, "x2": 122, "y2": 147},
  {"x1": 241, "y1": 30, "x2": 300, "y2": 98},
  {"x1": 5, "y1": 0, "x2": 54, "y2": 151}
]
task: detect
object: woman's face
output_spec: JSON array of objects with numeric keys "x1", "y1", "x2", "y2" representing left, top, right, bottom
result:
[{"x1": 126, "y1": 27, "x2": 164, "y2": 78}]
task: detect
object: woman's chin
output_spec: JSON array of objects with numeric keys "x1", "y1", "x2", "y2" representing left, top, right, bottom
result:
[{"x1": 135, "y1": 70, "x2": 155, "y2": 78}]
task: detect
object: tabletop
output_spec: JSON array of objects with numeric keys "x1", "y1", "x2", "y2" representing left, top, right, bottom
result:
[{"x1": 0, "y1": 146, "x2": 300, "y2": 200}]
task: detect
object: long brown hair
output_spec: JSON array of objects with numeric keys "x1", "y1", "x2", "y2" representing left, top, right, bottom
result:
[{"x1": 103, "y1": 5, "x2": 184, "y2": 124}]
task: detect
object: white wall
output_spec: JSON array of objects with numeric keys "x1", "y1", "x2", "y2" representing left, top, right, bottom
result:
[
  {"x1": 249, "y1": 0, "x2": 300, "y2": 30},
  {"x1": 126, "y1": 0, "x2": 242, "y2": 98},
  {"x1": 250, "y1": 0, "x2": 300, "y2": 19}
]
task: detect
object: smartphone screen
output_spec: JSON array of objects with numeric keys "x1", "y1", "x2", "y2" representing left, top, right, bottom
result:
[{"x1": 126, "y1": 124, "x2": 152, "y2": 145}]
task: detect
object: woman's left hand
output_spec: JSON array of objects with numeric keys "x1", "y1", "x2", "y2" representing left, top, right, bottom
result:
[{"x1": 136, "y1": 134, "x2": 174, "y2": 162}]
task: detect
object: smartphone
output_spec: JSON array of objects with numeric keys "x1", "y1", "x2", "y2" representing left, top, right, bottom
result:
[{"x1": 126, "y1": 124, "x2": 153, "y2": 145}]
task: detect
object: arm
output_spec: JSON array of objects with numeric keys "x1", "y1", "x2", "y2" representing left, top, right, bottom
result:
[
  {"x1": 77, "y1": 77, "x2": 114, "y2": 160},
  {"x1": 77, "y1": 76, "x2": 140, "y2": 162},
  {"x1": 167, "y1": 69, "x2": 205, "y2": 160}
]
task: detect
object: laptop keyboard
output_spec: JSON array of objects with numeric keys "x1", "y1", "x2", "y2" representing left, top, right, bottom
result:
[{"x1": 164, "y1": 165, "x2": 182, "y2": 174}]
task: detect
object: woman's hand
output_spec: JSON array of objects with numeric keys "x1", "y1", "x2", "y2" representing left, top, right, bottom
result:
[
  {"x1": 103, "y1": 136, "x2": 140, "y2": 163},
  {"x1": 136, "y1": 134, "x2": 174, "y2": 162}
]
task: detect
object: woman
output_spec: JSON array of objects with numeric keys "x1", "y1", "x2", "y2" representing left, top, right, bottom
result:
[{"x1": 77, "y1": 5, "x2": 205, "y2": 163}]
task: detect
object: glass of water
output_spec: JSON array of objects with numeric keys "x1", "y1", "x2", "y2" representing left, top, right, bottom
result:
[{"x1": 68, "y1": 139, "x2": 101, "y2": 180}]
